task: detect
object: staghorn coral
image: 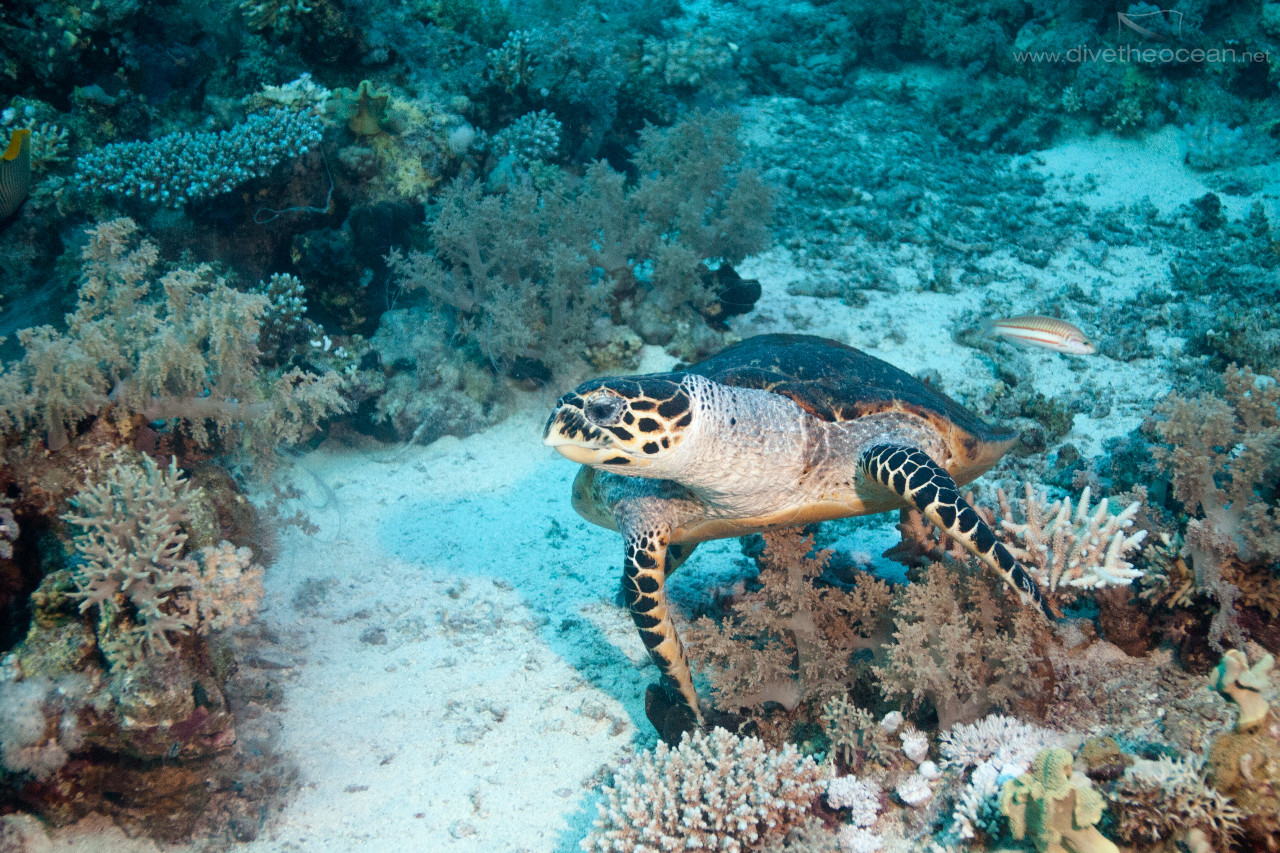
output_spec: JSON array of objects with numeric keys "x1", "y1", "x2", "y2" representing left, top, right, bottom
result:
[
  {"x1": 1109, "y1": 756, "x2": 1242, "y2": 851},
  {"x1": 1150, "y1": 365, "x2": 1280, "y2": 649},
  {"x1": 887, "y1": 485, "x2": 1147, "y2": 617},
  {"x1": 996, "y1": 484, "x2": 1147, "y2": 616},
  {"x1": 686, "y1": 528, "x2": 892, "y2": 714},
  {"x1": 582, "y1": 727, "x2": 823, "y2": 853},
  {"x1": 0, "y1": 218, "x2": 349, "y2": 457},
  {"x1": 1000, "y1": 747, "x2": 1118, "y2": 853},
  {"x1": 62, "y1": 450, "x2": 264, "y2": 666},
  {"x1": 872, "y1": 563, "x2": 1045, "y2": 730}
]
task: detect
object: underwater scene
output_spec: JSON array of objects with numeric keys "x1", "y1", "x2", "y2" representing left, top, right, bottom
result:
[{"x1": 1, "y1": 0, "x2": 1279, "y2": 851}]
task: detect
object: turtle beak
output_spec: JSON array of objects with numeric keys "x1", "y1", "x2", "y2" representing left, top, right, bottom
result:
[
  {"x1": 543, "y1": 405, "x2": 591, "y2": 458},
  {"x1": 543, "y1": 403, "x2": 625, "y2": 465}
]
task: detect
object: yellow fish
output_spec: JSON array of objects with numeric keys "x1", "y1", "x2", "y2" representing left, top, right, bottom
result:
[
  {"x1": 0, "y1": 128, "x2": 32, "y2": 220},
  {"x1": 989, "y1": 314, "x2": 1095, "y2": 355}
]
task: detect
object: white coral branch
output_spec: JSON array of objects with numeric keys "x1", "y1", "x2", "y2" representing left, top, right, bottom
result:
[{"x1": 998, "y1": 485, "x2": 1147, "y2": 603}]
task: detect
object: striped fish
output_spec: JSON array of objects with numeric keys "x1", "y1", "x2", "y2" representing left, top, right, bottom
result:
[
  {"x1": 0, "y1": 128, "x2": 32, "y2": 220},
  {"x1": 989, "y1": 314, "x2": 1095, "y2": 355}
]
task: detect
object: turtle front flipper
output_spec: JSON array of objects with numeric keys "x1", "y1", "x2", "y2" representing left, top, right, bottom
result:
[
  {"x1": 619, "y1": 520, "x2": 704, "y2": 737},
  {"x1": 860, "y1": 444, "x2": 1050, "y2": 616}
]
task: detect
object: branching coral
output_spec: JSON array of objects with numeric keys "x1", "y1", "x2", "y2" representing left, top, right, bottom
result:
[
  {"x1": 872, "y1": 563, "x2": 1045, "y2": 730},
  {"x1": 887, "y1": 484, "x2": 1147, "y2": 617},
  {"x1": 0, "y1": 218, "x2": 349, "y2": 456},
  {"x1": 1109, "y1": 757, "x2": 1243, "y2": 851},
  {"x1": 997, "y1": 484, "x2": 1147, "y2": 615},
  {"x1": 74, "y1": 108, "x2": 323, "y2": 207},
  {"x1": 62, "y1": 450, "x2": 264, "y2": 665},
  {"x1": 1150, "y1": 365, "x2": 1280, "y2": 649},
  {"x1": 582, "y1": 727, "x2": 823, "y2": 853},
  {"x1": 685, "y1": 528, "x2": 892, "y2": 714},
  {"x1": 388, "y1": 110, "x2": 770, "y2": 370}
]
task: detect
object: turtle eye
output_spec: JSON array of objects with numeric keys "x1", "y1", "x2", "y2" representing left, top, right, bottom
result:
[{"x1": 585, "y1": 394, "x2": 625, "y2": 426}]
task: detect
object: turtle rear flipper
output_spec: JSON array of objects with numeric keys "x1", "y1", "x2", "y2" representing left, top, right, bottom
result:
[{"x1": 860, "y1": 444, "x2": 1050, "y2": 617}]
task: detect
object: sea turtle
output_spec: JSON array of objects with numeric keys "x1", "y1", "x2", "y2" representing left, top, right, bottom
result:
[{"x1": 543, "y1": 333, "x2": 1044, "y2": 732}]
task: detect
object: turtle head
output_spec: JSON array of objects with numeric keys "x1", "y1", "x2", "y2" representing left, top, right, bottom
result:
[{"x1": 543, "y1": 374, "x2": 697, "y2": 474}]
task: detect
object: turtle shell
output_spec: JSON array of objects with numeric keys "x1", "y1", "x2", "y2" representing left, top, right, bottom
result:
[{"x1": 684, "y1": 334, "x2": 1015, "y2": 474}]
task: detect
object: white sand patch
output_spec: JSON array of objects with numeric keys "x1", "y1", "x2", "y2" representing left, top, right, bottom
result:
[{"x1": 1024, "y1": 125, "x2": 1280, "y2": 220}]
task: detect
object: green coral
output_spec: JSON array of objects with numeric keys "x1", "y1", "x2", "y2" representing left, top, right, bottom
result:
[{"x1": 1001, "y1": 747, "x2": 1118, "y2": 853}]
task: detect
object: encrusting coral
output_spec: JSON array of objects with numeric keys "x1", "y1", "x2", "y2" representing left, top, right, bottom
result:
[
  {"x1": 1000, "y1": 747, "x2": 1118, "y2": 853},
  {"x1": 581, "y1": 727, "x2": 823, "y2": 853}
]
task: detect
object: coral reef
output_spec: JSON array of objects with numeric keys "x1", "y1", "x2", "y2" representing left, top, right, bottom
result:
[
  {"x1": 686, "y1": 529, "x2": 892, "y2": 714},
  {"x1": 996, "y1": 485, "x2": 1148, "y2": 616},
  {"x1": 1205, "y1": 648, "x2": 1280, "y2": 848},
  {"x1": 1210, "y1": 647, "x2": 1275, "y2": 730},
  {"x1": 582, "y1": 727, "x2": 823, "y2": 852},
  {"x1": 1109, "y1": 756, "x2": 1242, "y2": 851},
  {"x1": 1150, "y1": 365, "x2": 1280, "y2": 650},
  {"x1": 388, "y1": 110, "x2": 770, "y2": 374},
  {"x1": 872, "y1": 563, "x2": 1049, "y2": 730}
]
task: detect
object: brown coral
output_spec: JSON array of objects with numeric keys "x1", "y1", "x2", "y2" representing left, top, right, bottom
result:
[
  {"x1": 1110, "y1": 757, "x2": 1242, "y2": 851},
  {"x1": 685, "y1": 528, "x2": 891, "y2": 714},
  {"x1": 873, "y1": 563, "x2": 1051, "y2": 729},
  {"x1": 61, "y1": 450, "x2": 264, "y2": 665},
  {"x1": 0, "y1": 218, "x2": 349, "y2": 457},
  {"x1": 1150, "y1": 365, "x2": 1280, "y2": 649}
]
